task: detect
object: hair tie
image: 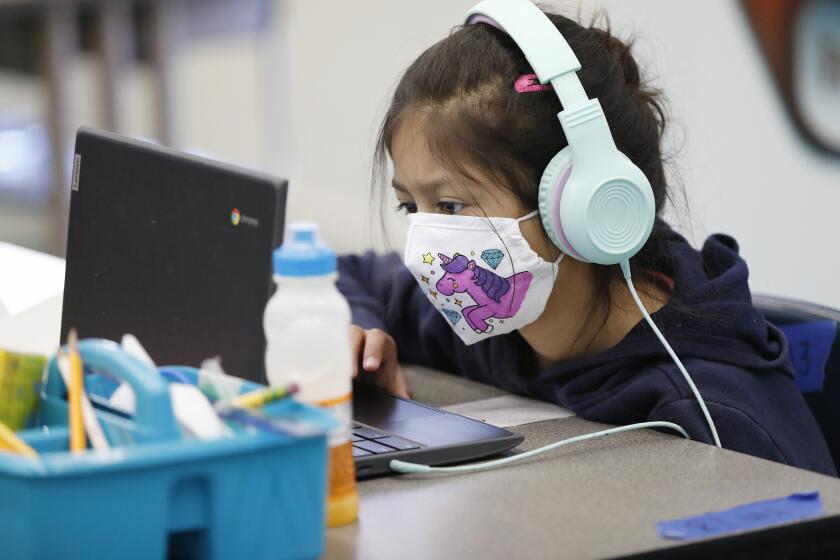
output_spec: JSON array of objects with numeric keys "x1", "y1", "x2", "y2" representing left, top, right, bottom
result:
[{"x1": 514, "y1": 74, "x2": 553, "y2": 93}]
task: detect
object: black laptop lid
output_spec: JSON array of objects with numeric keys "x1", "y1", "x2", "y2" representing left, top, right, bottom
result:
[{"x1": 61, "y1": 127, "x2": 286, "y2": 382}]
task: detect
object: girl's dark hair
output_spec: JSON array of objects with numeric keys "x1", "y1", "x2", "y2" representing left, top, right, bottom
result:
[{"x1": 374, "y1": 9, "x2": 681, "y2": 349}]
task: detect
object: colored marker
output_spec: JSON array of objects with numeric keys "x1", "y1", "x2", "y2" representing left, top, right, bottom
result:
[
  {"x1": 218, "y1": 383, "x2": 299, "y2": 411},
  {"x1": 217, "y1": 407, "x2": 320, "y2": 438},
  {"x1": 0, "y1": 420, "x2": 37, "y2": 459}
]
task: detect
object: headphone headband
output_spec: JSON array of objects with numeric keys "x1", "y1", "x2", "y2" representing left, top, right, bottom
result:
[
  {"x1": 466, "y1": 0, "x2": 589, "y2": 112},
  {"x1": 466, "y1": 0, "x2": 618, "y2": 168}
]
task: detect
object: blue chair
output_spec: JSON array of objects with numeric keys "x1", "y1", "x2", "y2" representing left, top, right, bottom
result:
[{"x1": 753, "y1": 294, "x2": 840, "y2": 473}]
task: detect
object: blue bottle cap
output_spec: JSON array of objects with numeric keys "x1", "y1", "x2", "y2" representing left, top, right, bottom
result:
[{"x1": 273, "y1": 222, "x2": 337, "y2": 277}]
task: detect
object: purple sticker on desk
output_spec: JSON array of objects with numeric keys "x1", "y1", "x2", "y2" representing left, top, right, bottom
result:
[
  {"x1": 779, "y1": 321, "x2": 836, "y2": 393},
  {"x1": 657, "y1": 491, "x2": 823, "y2": 541}
]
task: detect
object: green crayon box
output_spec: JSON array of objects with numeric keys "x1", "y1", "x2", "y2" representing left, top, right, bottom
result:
[{"x1": 0, "y1": 349, "x2": 46, "y2": 430}]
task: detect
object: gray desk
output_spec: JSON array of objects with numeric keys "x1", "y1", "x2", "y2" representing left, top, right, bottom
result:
[{"x1": 326, "y1": 367, "x2": 840, "y2": 560}]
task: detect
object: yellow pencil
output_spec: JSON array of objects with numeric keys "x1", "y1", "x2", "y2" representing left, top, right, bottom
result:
[
  {"x1": 0, "y1": 420, "x2": 37, "y2": 459},
  {"x1": 68, "y1": 329, "x2": 86, "y2": 453}
]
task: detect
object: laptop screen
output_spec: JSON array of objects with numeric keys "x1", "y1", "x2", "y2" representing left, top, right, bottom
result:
[{"x1": 61, "y1": 128, "x2": 286, "y2": 382}]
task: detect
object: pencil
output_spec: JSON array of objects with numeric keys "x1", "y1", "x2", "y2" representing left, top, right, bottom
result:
[
  {"x1": 67, "y1": 329, "x2": 87, "y2": 453},
  {"x1": 58, "y1": 351, "x2": 109, "y2": 451},
  {"x1": 0, "y1": 420, "x2": 37, "y2": 459}
]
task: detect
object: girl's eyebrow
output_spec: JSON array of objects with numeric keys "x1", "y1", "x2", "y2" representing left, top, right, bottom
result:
[{"x1": 391, "y1": 178, "x2": 448, "y2": 193}]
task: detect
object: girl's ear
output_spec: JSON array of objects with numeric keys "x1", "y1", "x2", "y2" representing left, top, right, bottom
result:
[{"x1": 467, "y1": 260, "x2": 476, "y2": 270}]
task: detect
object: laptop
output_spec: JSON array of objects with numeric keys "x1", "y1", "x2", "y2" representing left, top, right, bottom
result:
[
  {"x1": 62, "y1": 127, "x2": 523, "y2": 477},
  {"x1": 63, "y1": 127, "x2": 285, "y2": 378}
]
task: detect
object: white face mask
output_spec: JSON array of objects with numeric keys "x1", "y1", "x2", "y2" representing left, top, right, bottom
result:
[{"x1": 403, "y1": 210, "x2": 563, "y2": 345}]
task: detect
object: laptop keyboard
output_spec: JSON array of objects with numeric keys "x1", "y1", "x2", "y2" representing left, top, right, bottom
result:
[{"x1": 351, "y1": 423, "x2": 422, "y2": 457}]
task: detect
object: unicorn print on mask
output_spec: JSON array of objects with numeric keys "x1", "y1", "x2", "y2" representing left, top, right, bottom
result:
[
  {"x1": 403, "y1": 210, "x2": 561, "y2": 345},
  {"x1": 436, "y1": 253, "x2": 532, "y2": 334}
]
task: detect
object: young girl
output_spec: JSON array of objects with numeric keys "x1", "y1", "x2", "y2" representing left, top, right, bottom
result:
[{"x1": 336, "y1": 4, "x2": 836, "y2": 476}]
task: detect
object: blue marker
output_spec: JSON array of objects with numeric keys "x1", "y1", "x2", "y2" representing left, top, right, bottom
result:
[{"x1": 218, "y1": 407, "x2": 321, "y2": 438}]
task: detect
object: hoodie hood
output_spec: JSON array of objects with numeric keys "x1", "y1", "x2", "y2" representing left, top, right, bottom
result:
[{"x1": 512, "y1": 228, "x2": 793, "y2": 415}]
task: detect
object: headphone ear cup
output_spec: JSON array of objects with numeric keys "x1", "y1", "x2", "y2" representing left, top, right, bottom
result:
[
  {"x1": 558, "y1": 153, "x2": 656, "y2": 265},
  {"x1": 538, "y1": 148, "x2": 587, "y2": 261}
]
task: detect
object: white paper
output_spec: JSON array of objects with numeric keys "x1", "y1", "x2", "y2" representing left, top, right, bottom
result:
[
  {"x1": 109, "y1": 382, "x2": 136, "y2": 413},
  {"x1": 442, "y1": 394, "x2": 574, "y2": 428},
  {"x1": 0, "y1": 242, "x2": 65, "y2": 317},
  {"x1": 120, "y1": 334, "x2": 157, "y2": 368},
  {"x1": 109, "y1": 382, "x2": 232, "y2": 440},
  {"x1": 168, "y1": 383, "x2": 232, "y2": 440}
]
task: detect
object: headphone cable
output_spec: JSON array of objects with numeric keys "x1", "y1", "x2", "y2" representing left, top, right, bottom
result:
[
  {"x1": 619, "y1": 259, "x2": 722, "y2": 448},
  {"x1": 390, "y1": 421, "x2": 690, "y2": 474}
]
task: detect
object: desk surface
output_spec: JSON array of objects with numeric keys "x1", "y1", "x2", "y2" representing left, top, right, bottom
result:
[{"x1": 326, "y1": 367, "x2": 840, "y2": 560}]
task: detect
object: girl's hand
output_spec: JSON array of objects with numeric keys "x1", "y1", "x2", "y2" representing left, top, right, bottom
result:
[{"x1": 349, "y1": 325, "x2": 411, "y2": 399}]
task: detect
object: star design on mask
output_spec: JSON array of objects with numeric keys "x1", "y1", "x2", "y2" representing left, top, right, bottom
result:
[
  {"x1": 421, "y1": 275, "x2": 430, "y2": 284},
  {"x1": 454, "y1": 298, "x2": 463, "y2": 307},
  {"x1": 429, "y1": 289, "x2": 438, "y2": 299},
  {"x1": 422, "y1": 252, "x2": 435, "y2": 265}
]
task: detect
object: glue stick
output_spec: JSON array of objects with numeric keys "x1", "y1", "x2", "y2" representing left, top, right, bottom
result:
[{"x1": 264, "y1": 222, "x2": 358, "y2": 527}]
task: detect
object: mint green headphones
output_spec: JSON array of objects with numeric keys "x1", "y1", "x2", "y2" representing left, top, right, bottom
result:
[{"x1": 466, "y1": 0, "x2": 655, "y2": 266}]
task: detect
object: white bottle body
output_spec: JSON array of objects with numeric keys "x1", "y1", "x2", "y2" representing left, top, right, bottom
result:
[
  {"x1": 267, "y1": 223, "x2": 359, "y2": 527},
  {"x1": 263, "y1": 272, "x2": 352, "y2": 405}
]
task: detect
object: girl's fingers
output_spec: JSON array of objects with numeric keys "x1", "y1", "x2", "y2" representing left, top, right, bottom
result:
[
  {"x1": 362, "y1": 329, "x2": 388, "y2": 371},
  {"x1": 348, "y1": 327, "x2": 410, "y2": 399}
]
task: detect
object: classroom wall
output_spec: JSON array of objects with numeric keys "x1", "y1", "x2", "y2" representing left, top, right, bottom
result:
[{"x1": 3, "y1": 0, "x2": 839, "y2": 308}]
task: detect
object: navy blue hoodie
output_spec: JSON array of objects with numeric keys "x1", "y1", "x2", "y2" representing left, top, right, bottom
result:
[{"x1": 337, "y1": 229, "x2": 836, "y2": 476}]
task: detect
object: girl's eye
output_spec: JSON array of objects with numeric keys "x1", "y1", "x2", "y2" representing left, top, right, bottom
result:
[
  {"x1": 439, "y1": 201, "x2": 464, "y2": 215},
  {"x1": 396, "y1": 202, "x2": 417, "y2": 214}
]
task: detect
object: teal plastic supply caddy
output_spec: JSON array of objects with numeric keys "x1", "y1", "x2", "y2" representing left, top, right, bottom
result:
[{"x1": 0, "y1": 338, "x2": 334, "y2": 560}]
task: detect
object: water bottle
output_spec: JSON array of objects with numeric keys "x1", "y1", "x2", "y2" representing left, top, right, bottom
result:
[{"x1": 264, "y1": 221, "x2": 358, "y2": 527}]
